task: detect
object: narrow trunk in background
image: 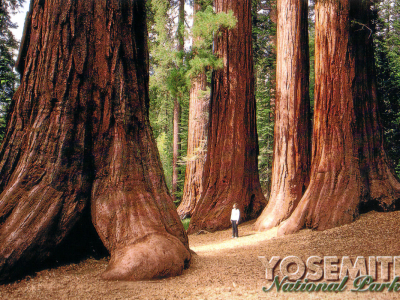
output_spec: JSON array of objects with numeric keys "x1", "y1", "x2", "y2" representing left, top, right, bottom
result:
[
  {"x1": 188, "y1": 0, "x2": 267, "y2": 234},
  {"x1": 177, "y1": 1, "x2": 209, "y2": 219},
  {"x1": 267, "y1": 2, "x2": 277, "y2": 119},
  {"x1": 172, "y1": 0, "x2": 185, "y2": 202},
  {"x1": 0, "y1": 0, "x2": 190, "y2": 282},
  {"x1": 279, "y1": 0, "x2": 400, "y2": 235},
  {"x1": 172, "y1": 97, "x2": 180, "y2": 202},
  {"x1": 254, "y1": 0, "x2": 311, "y2": 231}
]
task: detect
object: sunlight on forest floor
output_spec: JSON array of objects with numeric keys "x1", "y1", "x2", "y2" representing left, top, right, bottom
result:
[{"x1": 190, "y1": 226, "x2": 277, "y2": 254}]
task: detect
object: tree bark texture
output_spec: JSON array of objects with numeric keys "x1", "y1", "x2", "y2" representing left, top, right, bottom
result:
[
  {"x1": 278, "y1": 0, "x2": 400, "y2": 235},
  {"x1": 177, "y1": 72, "x2": 208, "y2": 219},
  {"x1": 187, "y1": 0, "x2": 267, "y2": 234},
  {"x1": 177, "y1": 2, "x2": 209, "y2": 220},
  {"x1": 254, "y1": 0, "x2": 311, "y2": 231},
  {"x1": 0, "y1": 0, "x2": 190, "y2": 282}
]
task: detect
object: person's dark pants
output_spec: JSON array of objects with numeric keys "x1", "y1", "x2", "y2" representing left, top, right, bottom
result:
[{"x1": 232, "y1": 221, "x2": 238, "y2": 237}]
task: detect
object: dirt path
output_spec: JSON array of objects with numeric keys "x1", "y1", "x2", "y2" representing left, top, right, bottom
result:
[{"x1": 1, "y1": 210, "x2": 400, "y2": 299}]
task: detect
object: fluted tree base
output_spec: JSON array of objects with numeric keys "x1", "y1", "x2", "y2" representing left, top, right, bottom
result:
[{"x1": 0, "y1": 0, "x2": 190, "y2": 282}]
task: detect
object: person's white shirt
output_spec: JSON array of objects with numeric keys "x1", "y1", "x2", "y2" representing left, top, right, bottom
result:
[{"x1": 231, "y1": 208, "x2": 240, "y2": 222}]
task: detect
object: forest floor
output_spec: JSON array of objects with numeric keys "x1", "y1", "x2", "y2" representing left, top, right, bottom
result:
[{"x1": 1, "y1": 210, "x2": 400, "y2": 299}]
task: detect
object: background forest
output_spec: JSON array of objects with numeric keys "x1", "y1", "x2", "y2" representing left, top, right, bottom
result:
[
  {"x1": 145, "y1": 0, "x2": 400, "y2": 206},
  {"x1": 1, "y1": 0, "x2": 400, "y2": 207}
]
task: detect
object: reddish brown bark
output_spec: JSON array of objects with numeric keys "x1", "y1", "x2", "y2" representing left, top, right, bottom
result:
[
  {"x1": 187, "y1": 0, "x2": 267, "y2": 234},
  {"x1": 278, "y1": 0, "x2": 400, "y2": 235},
  {"x1": 254, "y1": 0, "x2": 311, "y2": 231},
  {"x1": 177, "y1": 2, "x2": 209, "y2": 219},
  {"x1": 0, "y1": 0, "x2": 190, "y2": 282},
  {"x1": 178, "y1": 72, "x2": 208, "y2": 219}
]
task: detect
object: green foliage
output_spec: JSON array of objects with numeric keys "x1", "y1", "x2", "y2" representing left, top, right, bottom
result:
[
  {"x1": 166, "y1": 67, "x2": 189, "y2": 98},
  {"x1": 373, "y1": 0, "x2": 400, "y2": 177},
  {"x1": 148, "y1": 1, "x2": 237, "y2": 97},
  {"x1": 174, "y1": 91, "x2": 189, "y2": 202},
  {"x1": 255, "y1": 78, "x2": 274, "y2": 193},
  {"x1": 156, "y1": 132, "x2": 173, "y2": 189},
  {"x1": 149, "y1": 84, "x2": 173, "y2": 188},
  {"x1": 252, "y1": 0, "x2": 276, "y2": 77},
  {"x1": 187, "y1": 6, "x2": 236, "y2": 77},
  {"x1": 181, "y1": 218, "x2": 190, "y2": 231},
  {"x1": 191, "y1": 6, "x2": 237, "y2": 48},
  {"x1": 148, "y1": 1, "x2": 237, "y2": 201},
  {"x1": 252, "y1": 0, "x2": 276, "y2": 196},
  {"x1": 148, "y1": 0, "x2": 179, "y2": 190},
  {"x1": 0, "y1": 0, "x2": 23, "y2": 141},
  {"x1": 148, "y1": 0, "x2": 400, "y2": 199}
]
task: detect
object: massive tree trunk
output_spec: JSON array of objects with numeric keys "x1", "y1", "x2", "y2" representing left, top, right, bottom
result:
[
  {"x1": 177, "y1": 1, "x2": 209, "y2": 220},
  {"x1": 254, "y1": 0, "x2": 311, "y2": 231},
  {"x1": 278, "y1": 0, "x2": 400, "y2": 235},
  {"x1": 0, "y1": 0, "x2": 190, "y2": 282},
  {"x1": 187, "y1": 0, "x2": 267, "y2": 234}
]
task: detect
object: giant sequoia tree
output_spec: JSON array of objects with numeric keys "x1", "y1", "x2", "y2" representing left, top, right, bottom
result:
[
  {"x1": 177, "y1": 1, "x2": 209, "y2": 219},
  {"x1": 0, "y1": 0, "x2": 190, "y2": 282},
  {"x1": 254, "y1": 0, "x2": 311, "y2": 231},
  {"x1": 187, "y1": 0, "x2": 267, "y2": 233},
  {"x1": 278, "y1": 0, "x2": 400, "y2": 235}
]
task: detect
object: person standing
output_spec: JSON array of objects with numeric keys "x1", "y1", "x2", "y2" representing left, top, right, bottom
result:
[{"x1": 231, "y1": 203, "x2": 240, "y2": 238}]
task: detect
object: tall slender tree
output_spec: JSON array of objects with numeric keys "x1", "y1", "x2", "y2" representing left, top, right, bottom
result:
[
  {"x1": 279, "y1": 0, "x2": 400, "y2": 235},
  {"x1": 254, "y1": 0, "x2": 311, "y2": 231},
  {"x1": 0, "y1": 0, "x2": 190, "y2": 282},
  {"x1": 252, "y1": 0, "x2": 277, "y2": 197},
  {"x1": 177, "y1": 0, "x2": 209, "y2": 219},
  {"x1": 172, "y1": 0, "x2": 185, "y2": 202},
  {"x1": 187, "y1": 0, "x2": 267, "y2": 233}
]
